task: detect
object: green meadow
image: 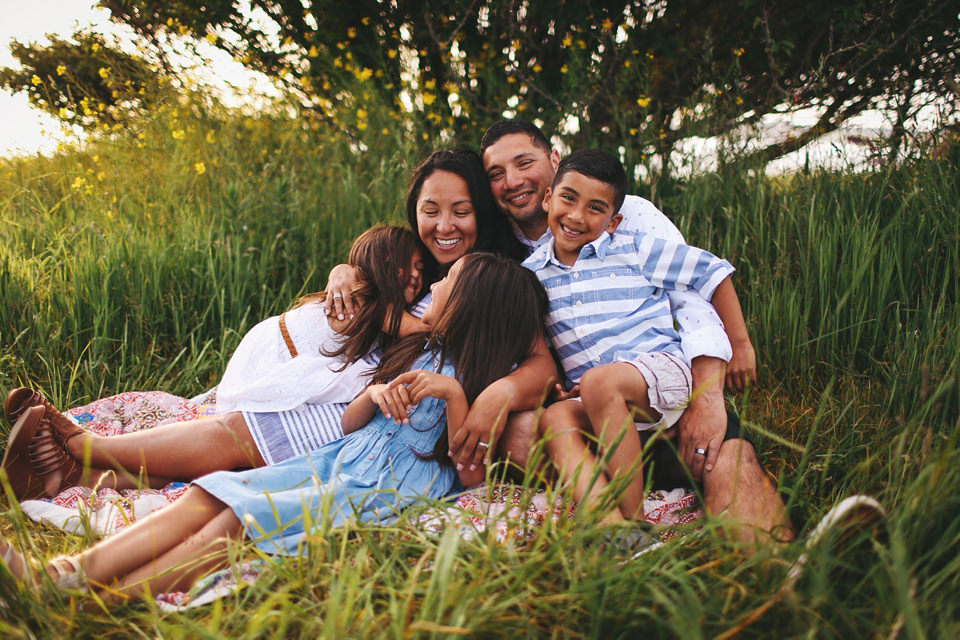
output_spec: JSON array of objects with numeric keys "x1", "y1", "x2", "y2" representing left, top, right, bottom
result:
[{"x1": 1, "y1": 94, "x2": 958, "y2": 638}]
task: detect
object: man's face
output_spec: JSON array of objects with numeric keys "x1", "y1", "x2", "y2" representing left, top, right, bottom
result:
[{"x1": 482, "y1": 133, "x2": 560, "y2": 227}]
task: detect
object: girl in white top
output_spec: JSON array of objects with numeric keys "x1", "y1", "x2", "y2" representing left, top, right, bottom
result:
[{"x1": 4, "y1": 226, "x2": 425, "y2": 499}]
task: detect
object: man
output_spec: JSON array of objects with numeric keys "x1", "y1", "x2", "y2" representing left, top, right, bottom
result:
[{"x1": 475, "y1": 120, "x2": 791, "y2": 544}]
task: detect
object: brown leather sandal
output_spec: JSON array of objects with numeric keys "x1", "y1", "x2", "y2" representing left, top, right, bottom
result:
[
  {"x1": 0, "y1": 405, "x2": 47, "y2": 500},
  {"x1": 3, "y1": 388, "x2": 84, "y2": 449},
  {"x1": 28, "y1": 419, "x2": 87, "y2": 497}
]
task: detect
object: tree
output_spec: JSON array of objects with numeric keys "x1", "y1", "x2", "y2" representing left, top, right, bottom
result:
[
  {"x1": 0, "y1": 31, "x2": 162, "y2": 131},
  {"x1": 6, "y1": 1, "x2": 960, "y2": 170}
]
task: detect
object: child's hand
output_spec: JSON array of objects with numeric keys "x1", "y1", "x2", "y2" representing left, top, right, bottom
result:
[
  {"x1": 552, "y1": 383, "x2": 580, "y2": 402},
  {"x1": 368, "y1": 383, "x2": 412, "y2": 424},
  {"x1": 386, "y1": 369, "x2": 461, "y2": 404},
  {"x1": 725, "y1": 339, "x2": 757, "y2": 392}
]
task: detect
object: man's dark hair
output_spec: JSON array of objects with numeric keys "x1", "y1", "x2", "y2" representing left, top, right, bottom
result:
[
  {"x1": 480, "y1": 119, "x2": 552, "y2": 156},
  {"x1": 553, "y1": 149, "x2": 627, "y2": 212}
]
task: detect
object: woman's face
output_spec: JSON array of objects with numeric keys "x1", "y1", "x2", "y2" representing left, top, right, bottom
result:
[
  {"x1": 422, "y1": 256, "x2": 465, "y2": 325},
  {"x1": 416, "y1": 170, "x2": 478, "y2": 266},
  {"x1": 403, "y1": 249, "x2": 424, "y2": 305}
]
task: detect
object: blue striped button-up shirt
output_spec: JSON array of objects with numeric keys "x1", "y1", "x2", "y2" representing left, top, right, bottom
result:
[{"x1": 522, "y1": 228, "x2": 734, "y2": 387}]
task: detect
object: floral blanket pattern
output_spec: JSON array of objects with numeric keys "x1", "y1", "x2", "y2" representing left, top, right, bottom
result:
[{"x1": 18, "y1": 390, "x2": 703, "y2": 609}]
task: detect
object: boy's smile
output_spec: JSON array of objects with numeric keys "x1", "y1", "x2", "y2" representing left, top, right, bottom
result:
[{"x1": 545, "y1": 171, "x2": 622, "y2": 266}]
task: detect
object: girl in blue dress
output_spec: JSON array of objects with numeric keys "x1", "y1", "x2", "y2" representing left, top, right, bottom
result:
[{"x1": 1, "y1": 252, "x2": 548, "y2": 602}]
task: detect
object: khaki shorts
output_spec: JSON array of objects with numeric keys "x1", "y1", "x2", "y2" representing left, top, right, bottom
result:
[{"x1": 615, "y1": 351, "x2": 692, "y2": 431}]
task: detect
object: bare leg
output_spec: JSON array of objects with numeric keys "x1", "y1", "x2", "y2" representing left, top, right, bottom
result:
[
  {"x1": 703, "y1": 438, "x2": 795, "y2": 546},
  {"x1": 580, "y1": 364, "x2": 656, "y2": 520},
  {"x1": 496, "y1": 410, "x2": 538, "y2": 471},
  {"x1": 66, "y1": 486, "x2": 242, "y2": 597},
  {"x1": 539, "y1": 400, "x2": 622, "y2": 524},
  {"x1": 64, "y1": 412, "x2": 265, "y2": 481}
]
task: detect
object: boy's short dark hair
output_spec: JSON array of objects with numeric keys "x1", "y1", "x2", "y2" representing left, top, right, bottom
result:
[
  {"x1": 553, "y1": 149, "x2": 627, "y2": 212},
  {"x1": 480, "y1": 119, "x2": 552, "y2": 156}
]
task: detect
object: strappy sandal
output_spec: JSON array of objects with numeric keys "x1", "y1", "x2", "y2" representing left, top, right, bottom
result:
[
  {"x1": 0, "y1": 406, "x2": 47, "y2": 500},
  {"x1": 1, "y1": 538, "x2": 87, "y2": 591}
]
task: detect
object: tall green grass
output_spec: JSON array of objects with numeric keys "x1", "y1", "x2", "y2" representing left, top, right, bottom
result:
[{"x1": 1, "y1": 91, "x2": 958, "y2": 637}]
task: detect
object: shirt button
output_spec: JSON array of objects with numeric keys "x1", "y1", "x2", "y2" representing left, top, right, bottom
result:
[
  {"x1": 576, "y1": 300, "x2": 582, "y2": 306},
  {"x1": 572, "y1": 272, "x2": 580, "y2": 279},
  {"x1": 610, "y1": 273, "x2": 617, "y2": 279}
]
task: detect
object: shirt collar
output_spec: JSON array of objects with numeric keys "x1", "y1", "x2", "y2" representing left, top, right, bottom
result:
[{"x1": 532, "y1": 230, "x2": 614, "y2": 269}]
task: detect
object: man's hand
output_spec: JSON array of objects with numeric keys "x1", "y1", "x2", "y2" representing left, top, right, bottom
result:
[
  {"x1": 324, "y1": 263, "x2": 358, "y2": 320},
  {"x1": 677, "y1": 356, "x2": 727, "y2": 481},
  {"x1": 725, "y1": 339, "x2": 757, "y2": 392},
  {"x1": 448, "y1": 380, "x2": 515, "y2": 472}
]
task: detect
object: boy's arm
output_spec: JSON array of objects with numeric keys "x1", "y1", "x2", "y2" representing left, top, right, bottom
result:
[
  {"x1": 448, "y1": 334, "x2": 558, "y2": 472},
  {"x1": 709, "y1": 278, "x2": 757, "y2": 391}
]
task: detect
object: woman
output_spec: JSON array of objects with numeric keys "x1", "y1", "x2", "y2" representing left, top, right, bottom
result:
[
  {"x1": 1, "y1": 253, "x2": 549, "y2": 601},
  {"x1": 2, "y1": 226, "x2": 423, "y2": 499},
  {"x1": 327, "y1": 150, "x2": 555, "y2": 472}
]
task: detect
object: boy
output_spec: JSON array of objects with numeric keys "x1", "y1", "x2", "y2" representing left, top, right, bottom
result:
[{"x1": 522, "y1": 150, "x2": 746, "y2": 522}]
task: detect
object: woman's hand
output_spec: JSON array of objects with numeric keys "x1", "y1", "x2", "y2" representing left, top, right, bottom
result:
[
  {"x1": 324, "y1": 264, "x2": 359, "y2": 320},
  {"x1": 725, "y1": 339, "x2": 757, "y2": 392}
]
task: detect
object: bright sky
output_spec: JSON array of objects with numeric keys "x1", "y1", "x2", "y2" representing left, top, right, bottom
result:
[{"x1": 0, "y1": 0, "x2": 272, "y2": 157}]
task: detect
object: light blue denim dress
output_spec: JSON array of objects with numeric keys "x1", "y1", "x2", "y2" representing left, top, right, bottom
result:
[{"x1": 194, "y1": 349, "x2": 458, "y2": 556}]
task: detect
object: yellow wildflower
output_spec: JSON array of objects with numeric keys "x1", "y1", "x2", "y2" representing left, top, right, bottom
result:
[
  {"x1": 96, "y1": 171, "x2": 106, "y2": 182},
  {"x1": 602, "y1": 18, "x2": 613, "y2": 31},
  {"x1": 172, "y1": 129, "x2": 185, "y2": 140},
  {"x1": 387, "y1": 49, "x2": 398, "y2": 59},
  {"x1": 179, "y1": 25, "x2": 188, "y2": 35},
  {"x1": 356, "y1": 68, "x2": 372, "y2": 81},
  {"x1": 422, "y1": 93, "x2": 436, "y2": 105},
  {"x1": 347, "y1": 27, "x2": 357, "y2": 39},
  {"x1": 99, "y1": 67, "x2": 110, "y2": 79},
  {"x1": 733, "y1": 48, "x2": 744, "y2": 57},
  {"x1": 357, "y1": 121, "x2": 367, "y2": 131},
  {"x1": 636, "y1": 96, "x2": 651, "y2": 108},
  {"x1": 284, "y1": 37, "x2": 294, "y2": 46},
  {"x1": 31, "y1": 75, "x2": 41, "y2": 86},
  {"x1": 561, "y1": 64, "x2": 568, "y2": 74},
  {"x1": 533, "y1": 63, "x2": 542, "y2": 72},
  {"x1": 629, "y1": 128, "x2": 638, "y2": 135},
  {"x1": 357, "y1": 108, "x2": 368, "y2": 119},
  {"x1": 56, "y1": 65, "x2": 66, "y2": 76},
  {"x1": 424, "y1": 78, "x2": 436, "y2": 90},
  {"x1": 382, "y1": 128, "x2": 389, "y2": 135},
  {"x1": 563, "y1": 34, "x2": 573, "y2": 47},
  {"x1": 166, "y1": 18, "x2": 174, "y2": 27},
  {"x1": 362, "y1": 16, "x2": 370, "y2": 25},
  {"x1": 308, "y1": 45, "x2": 319, "y2": 57},
  {"x1": 206, "y1": 129, "x2": 216, "y2": 143},
  {"x1": 195, "y1": 162, "x2": 206, "y2": 174},
  {"x1": 206, "y1": 33, "x2": 217, "y2": 45},
  {"x1": 59, "y1": 107, "x2": 69, "y2": 118},
  {"x1": 91, "y1": 42, "x2": 100, "y2": 52}
]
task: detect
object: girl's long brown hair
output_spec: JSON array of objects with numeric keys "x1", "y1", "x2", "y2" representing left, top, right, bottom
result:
[
  {"x1": 297, "y1": 225, "x2": 421, "y2": 365},
  {"x1": 373, "y1": 252, "x2": 549, "y2": 463}
]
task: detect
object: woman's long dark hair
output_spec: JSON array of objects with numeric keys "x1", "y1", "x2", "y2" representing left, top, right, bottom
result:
[
  {"x1": 405, "y1": 149, "x2": 526, "y2": 285},
  {"x1": 298, "y1": 225, "x2": 421, "y2": 365},
  {"x1": 373, "y1": 252, "x2": 549, "y2": 463}
]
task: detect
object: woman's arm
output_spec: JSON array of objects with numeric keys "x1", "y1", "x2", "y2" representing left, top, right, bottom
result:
[{"x1": 448, "y1": 334, "x2": 558, "y2": 471}]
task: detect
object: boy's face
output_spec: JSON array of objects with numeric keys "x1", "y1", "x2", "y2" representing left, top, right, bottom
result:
[
  {"x1": 544, "y1": 170, "x2": 622, "y2": 266},
  {"x1": 482, "y1": 133, "x2": 560, "y2": 227}
]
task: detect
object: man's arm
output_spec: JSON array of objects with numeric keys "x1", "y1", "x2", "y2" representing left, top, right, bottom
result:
[
  {"x1": 710, "y1": 278, "x2": 757, "y2": 392},
  {"x1": 676, "y1": 355, "x2": 727, "y2": 482},
  {"x1": 448, "y1": 334, "x2": 558, "y2": 471}
]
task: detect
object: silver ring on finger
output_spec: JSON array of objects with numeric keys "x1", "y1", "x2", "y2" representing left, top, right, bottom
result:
[
  {"x1": 477, "y1": 441, "x2": 489, "y2": 449},
  {"x1": 333, "y1": 293, "x2": 344, "y2": 299},
  {"x1": 695, "y1": 448, "x2": 707, "y2": 456}
]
